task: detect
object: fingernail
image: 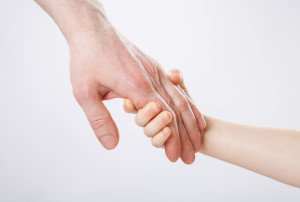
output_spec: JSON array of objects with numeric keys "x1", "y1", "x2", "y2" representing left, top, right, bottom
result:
[
  {"x1": 163, "y1": 127, "x2": 170, "y2": 136},
  {"x1": 187, "y1": 151, "x2": 195, "y2": 164},
  {"x1": 163, "y1": 112, "x2": 172, "y2": 122},
  {"x1": 149, "y1": 102, "x2": 160, "y2": 113},
  {"x1": 193, "y1": 141, "x2": 201, "y2": 152},
  {"x1": 99, "y1": 135, "x2": 115, "y2": 150},
  {"x1": 169, "y1": 153, "x2": 180, "y2": 162},
  {"x1": 151, "y1": 106, "x2": 159, "y2": 113}
]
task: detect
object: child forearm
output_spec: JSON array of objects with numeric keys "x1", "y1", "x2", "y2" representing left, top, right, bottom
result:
[{"x1": 200, "y1": 116, "x2": 300, "y2": 188}]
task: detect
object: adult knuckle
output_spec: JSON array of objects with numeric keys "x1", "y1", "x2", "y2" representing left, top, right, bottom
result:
[
  {"x1": 133, "y1": 76, "x2": 153, "y2": 92},
  {"x1": 90, "y1": 117, "x2": 109, "y2": 131},
  {"x1": 177, "y1": 97, "x2": 189, "y2": 111},
  {"x1": 73, "y1": 86, "x2": 93, "y2": 104},
  {"x1": 145, "y1": 64, "x2": 159, "y2": 82}
]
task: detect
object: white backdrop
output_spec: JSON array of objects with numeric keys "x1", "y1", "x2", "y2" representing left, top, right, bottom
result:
[{"x1": 0, "y1": 0, "x2": 299, "y2": 201}]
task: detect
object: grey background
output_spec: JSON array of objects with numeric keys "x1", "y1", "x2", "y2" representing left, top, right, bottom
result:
[{"x1": 0, "y1": 0, "x2": 300, "y2": 201}]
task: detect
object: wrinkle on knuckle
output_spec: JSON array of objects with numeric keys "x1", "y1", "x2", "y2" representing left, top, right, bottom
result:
[
  {"x1": 156, "y1": 66, "x2": 166, "y2": 77},
  {"x1": 177, "y1": 97, "x2": 189, "y2": 112},
  {"x1": 146, "y1": 65, "x2": 159, "y2": 82},
  {"x1": 90, "y1": 117, "x2": 109, "y2": 131}
]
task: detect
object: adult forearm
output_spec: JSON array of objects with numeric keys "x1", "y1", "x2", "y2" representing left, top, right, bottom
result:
[
  {"x1": 35, "y1": 0, "x2": 203, "y2": 163},
  {"x1": 200, "y1": 116, "x2": 300, "y2": 187},
  {"x1": 34, "y1": 0, "x2": 115, "y2": 47}
]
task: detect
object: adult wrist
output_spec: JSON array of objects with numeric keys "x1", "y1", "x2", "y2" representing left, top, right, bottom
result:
[{"x1": 35, "y1": 0, "x2": 113, "y2": 47}]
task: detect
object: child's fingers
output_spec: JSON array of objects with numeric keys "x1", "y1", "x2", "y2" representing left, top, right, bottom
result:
[
  {"x1": 123, "y1": 99, "x2": 138, "y2": 114},
  {"x1": 151, "y1": 127, "x2": 171, "y2": 148},
  {"x1": 135, "y1": 102, "x2": 161, "y2": 127},
  {"x1": 143, "y1": 111, "x2": 172, "y2": 137}
]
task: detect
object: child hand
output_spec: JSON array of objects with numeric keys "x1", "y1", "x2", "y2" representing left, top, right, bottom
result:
[
  {"x1": 130, "y1": 101, "x2": 173, "y2": 148},
  {"x1": 123, "y1": 69, "x2": 206, "y2": 163}
]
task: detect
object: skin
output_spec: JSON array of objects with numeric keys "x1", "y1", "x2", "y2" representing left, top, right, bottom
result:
[
  {"x1": 34, "y1": 0, "x2": 206, "y2": 164},
  {"x1": 124, "y1": 70, "x2": 300, "y2": 188}
]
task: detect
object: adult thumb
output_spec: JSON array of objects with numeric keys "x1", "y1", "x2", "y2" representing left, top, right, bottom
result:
[{"x1": 78, "y1": 91, "x2": 119, "y2": 150}]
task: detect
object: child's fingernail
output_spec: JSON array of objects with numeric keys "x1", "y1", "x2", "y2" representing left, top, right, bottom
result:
[
  {"x1": 150, "y1": 103, "x2": 160, "y2": 113},
  {"x1": 163, "y1": 112, "x2": 172, "y2": 122},
  {"x1": 151, "y1": 107, "x2": 158, "y2": 113},
  {"x1": 163, "y1": 127, "x2": 170, "y2": 136}
]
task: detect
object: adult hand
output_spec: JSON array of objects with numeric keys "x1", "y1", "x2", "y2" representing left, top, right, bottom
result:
[
  {"x1": 35, "y1": 0, "x2": 206, "y2": 164},
  {"x1": 124, "y1": 69, "x2": 207, "y2": 142}
]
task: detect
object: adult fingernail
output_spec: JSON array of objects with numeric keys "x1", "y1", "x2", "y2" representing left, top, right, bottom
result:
[
  {"x1": 169, "y1": 152, "x2": 180, "y2": 162},
  {"x1": 187, "y1": 151, "x2": 195, "y2": 164},
  {"x1": 99, "y1": 135, "x2": 115, "y2": 150}
]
